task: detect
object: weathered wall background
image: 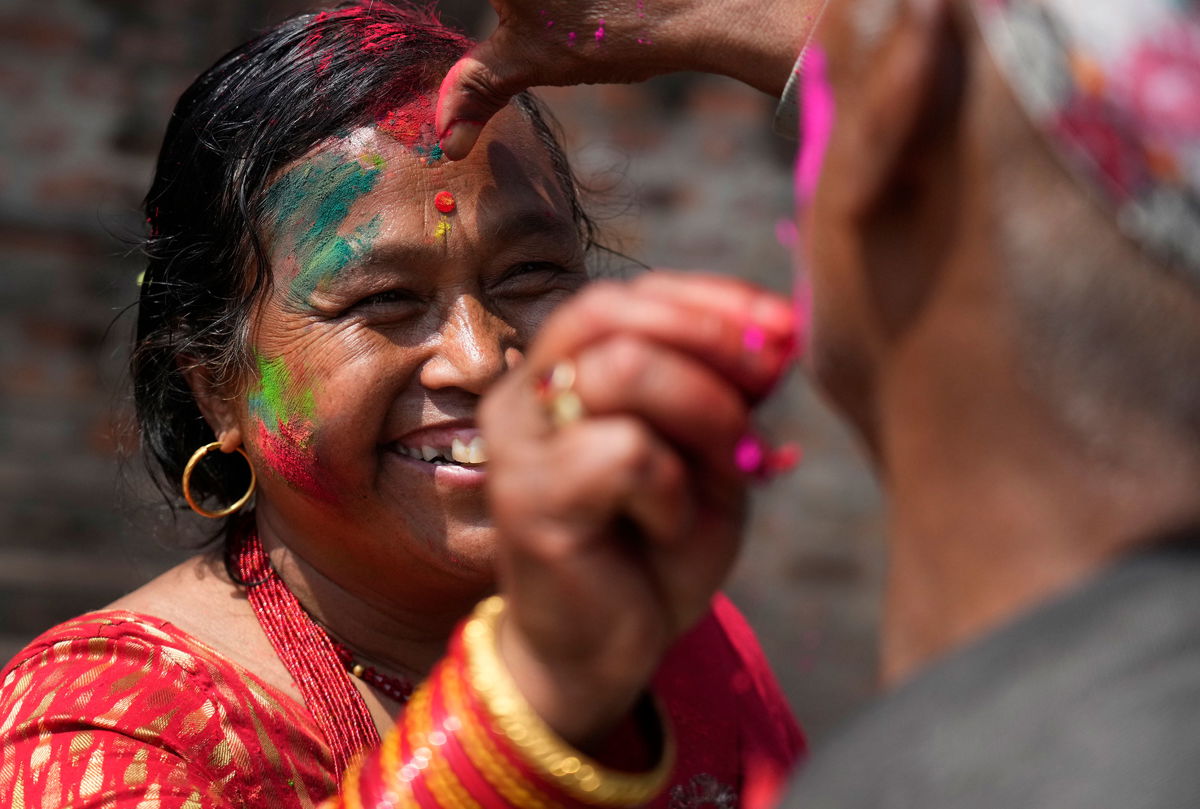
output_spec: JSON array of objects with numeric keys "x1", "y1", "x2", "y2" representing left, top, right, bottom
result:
[{"x1": 0, "y1": 0, "x2": 884, "y2": 742}]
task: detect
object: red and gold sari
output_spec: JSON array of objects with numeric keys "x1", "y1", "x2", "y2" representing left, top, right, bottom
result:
[{"x1": 0, "y1": 595, "x2": 802, "y2": 808}]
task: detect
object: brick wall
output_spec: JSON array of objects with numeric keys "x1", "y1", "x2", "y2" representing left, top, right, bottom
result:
[{"x1": 0, "y1": 0, "x2": 884, "y2": 743}]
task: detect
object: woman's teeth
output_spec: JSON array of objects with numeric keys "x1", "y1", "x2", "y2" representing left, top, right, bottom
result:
[{"x1": 396, "y1": 436, "x2": 488, "y2": 465}]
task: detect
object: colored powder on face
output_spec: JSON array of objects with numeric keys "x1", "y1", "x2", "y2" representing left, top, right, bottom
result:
[
  {"x1": 377, "y1": 95, "x2": 433, "y2": 146},
  {"x1": 568, "y1": 31, "x2": 577, "y2": 45},
  {"x1": 595, "y1": 20, "x2": 605, "y2": 41},
  {"x1": 419, "y1": 142, "x2": 445, "y2": 165},
  {"x1": 256, "y1": 419, "x2": 334, "y2": 501},
  {"x1": 248, "y1": 353, "x2": 315, "y2": 428},
  {"x1": 377, "y1": 95, "x2": 444, "y2": 165},
  {"x1": 265, "y1": 151, "x2": 384, "y2": 300},
  {"x1": 795, "y1": 44, "x2": 835, "y2": 205},
  {"x1": 434, "y1": 219, "x2": 452, "y2": 241}
]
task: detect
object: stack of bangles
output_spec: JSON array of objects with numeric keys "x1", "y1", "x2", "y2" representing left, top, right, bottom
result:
[{"x1": 326, "y1": 596, "x2": 675, "y2": 809}]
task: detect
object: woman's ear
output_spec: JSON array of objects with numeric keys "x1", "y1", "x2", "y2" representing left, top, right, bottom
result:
[{"x1": 180, "y1": 358, "x2": 245, "y2": 453}]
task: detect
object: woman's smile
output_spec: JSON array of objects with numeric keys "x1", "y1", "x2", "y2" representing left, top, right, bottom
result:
[{"x1": 385, "y1": 421, "x2": 489, "y2": 488}]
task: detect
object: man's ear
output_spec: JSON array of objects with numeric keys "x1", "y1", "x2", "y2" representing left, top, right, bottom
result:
[
  {"x1": 832, "y1": 0, "x2": 966, "y2": 220},
  {"x1": 833, "y1": 0, "x2": 970, "y2": 336},
  {"x1": 180, "y1": 358, "x2": 245, "y2": 453}
]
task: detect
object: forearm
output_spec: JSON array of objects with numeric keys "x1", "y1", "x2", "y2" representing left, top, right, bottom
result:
[{"x1": 667, "y1": 0, "x2": 826, "y2": 97}]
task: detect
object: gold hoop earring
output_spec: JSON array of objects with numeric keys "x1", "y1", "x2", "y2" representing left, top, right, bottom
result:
[{"x1": 182, "y1": 441, "x2": 257, "y2": 519}]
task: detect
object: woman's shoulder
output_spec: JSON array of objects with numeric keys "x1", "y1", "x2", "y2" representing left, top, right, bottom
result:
[
  {"x1": 4, "y1": 608, "x2": 215, "y2": 677},
  {"x1": 0, "y1": 608, "x2": 335, "y2": 806},
  {"x1": 2, "y1": 607, "x2": 311, "y2": 728}
]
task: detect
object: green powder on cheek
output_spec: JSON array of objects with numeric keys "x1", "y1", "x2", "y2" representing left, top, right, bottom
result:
[
  {"x1": 248, "y1": 353, "x2": 315, "y2": 429},
  {"x1": 264, "y1": 151, "x2": 385, "y2": 300}
]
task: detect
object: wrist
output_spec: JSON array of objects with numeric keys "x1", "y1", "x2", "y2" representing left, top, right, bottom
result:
[
  {"x1": 495, "y1": 603, "x2": 655, "y2": 752},
  {"x1": 682, "y1": 0, "x2": 824, "y2": 97}
]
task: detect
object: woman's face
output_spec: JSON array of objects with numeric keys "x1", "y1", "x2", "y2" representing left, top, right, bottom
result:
[{"x1": 232, "y1": 104, "x2": 587, "y2": 602}]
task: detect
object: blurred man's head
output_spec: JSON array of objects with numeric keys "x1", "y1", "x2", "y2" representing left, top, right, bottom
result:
[
  {"x1": 804, "y1": 0, "x2": 1200, "y2": 678},
  {"x1": 807, "y1": 0, "x2": 1200, "y2": 472}
]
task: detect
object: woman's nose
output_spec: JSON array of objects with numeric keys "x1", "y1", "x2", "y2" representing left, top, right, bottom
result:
[{"x1": 418, "y1": 295, "x2": 516, "y2": 395}]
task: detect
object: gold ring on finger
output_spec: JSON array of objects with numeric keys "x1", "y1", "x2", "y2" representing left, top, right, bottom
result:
[{"x1": 538, "y1": 360, "x2": 586, "y2": 428}]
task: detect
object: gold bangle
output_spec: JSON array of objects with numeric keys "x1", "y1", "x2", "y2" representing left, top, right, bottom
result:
[
  {"x1": 406, "y1": 682, "x2": 481, "y2": 809},
  {"x1": 461, "y1": 596, "x2": 675, "y2": 807},
  {"x1": 378, "y1": 682, "x2": 429, "y2": 809},
  {"x1": 442, "y1": 661, "x2": 565, "y2": 809}
]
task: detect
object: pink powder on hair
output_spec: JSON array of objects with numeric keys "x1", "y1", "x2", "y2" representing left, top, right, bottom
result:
[{"x1": 360, "y1": 22, "x2": 407, "y2": 53}]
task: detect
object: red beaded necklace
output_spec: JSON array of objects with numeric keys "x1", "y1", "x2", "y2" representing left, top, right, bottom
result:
[
  {"x1": 331, "y1": 640, "x2": 416, "y2": 704},
  {"x1": 233, "y1": 527, "x2": 412, "y2": 779}
]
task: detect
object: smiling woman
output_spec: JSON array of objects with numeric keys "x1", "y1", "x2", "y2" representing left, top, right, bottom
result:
[{"x1": 0, "y1": 3, "x2": 803, "y2": 807}]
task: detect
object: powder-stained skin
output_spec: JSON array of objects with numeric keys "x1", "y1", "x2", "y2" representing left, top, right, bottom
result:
[
  {"x1": 376, "y1": 95, "x2": 444, "y2": 165},
  {"x1": 248, "y1": 353, "x2": 332, "y2": 499},
  {"x1": 265, "y1": 151, "x2": 385, "y2": 301},
  {"x1": 249, "y1": 354, "x2": 315, "y2": 427}
]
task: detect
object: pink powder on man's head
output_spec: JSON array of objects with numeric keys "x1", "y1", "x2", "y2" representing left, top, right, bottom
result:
[{"x1": 795, "y1": 45, "x2": 835, "y2": 205}]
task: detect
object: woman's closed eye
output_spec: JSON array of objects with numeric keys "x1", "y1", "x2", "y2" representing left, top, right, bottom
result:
[
  {"x1": 491, "y1": 261, "x2": 586, "y2": 297},
  {"x1": 353, "y1": 287, "x2": 426, "y2": 316}
]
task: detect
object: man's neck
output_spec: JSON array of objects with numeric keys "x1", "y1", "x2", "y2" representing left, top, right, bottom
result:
[{"x1": 874, "y1": 334, "x2": 1200, "y2": 686}]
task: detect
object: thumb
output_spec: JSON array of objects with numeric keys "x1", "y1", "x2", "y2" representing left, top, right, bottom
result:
[{"x1": 436, "y1": 39, "x2": 525, "y2": 161}]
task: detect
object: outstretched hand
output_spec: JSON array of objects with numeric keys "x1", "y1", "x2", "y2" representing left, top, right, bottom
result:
[
  {"x1": 481, "y1": 272, "x2": 796, "y2": 749},
  {"x1": 437, "y1": 0, "x2": 823, "y2": 160}
]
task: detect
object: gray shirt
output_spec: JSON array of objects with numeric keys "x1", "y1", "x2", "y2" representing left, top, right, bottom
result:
[{"x1": 786, "y1": 538, "x2": 1200, "y2": 808}]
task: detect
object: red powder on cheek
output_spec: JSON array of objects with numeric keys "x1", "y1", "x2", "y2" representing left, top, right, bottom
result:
[{"x1": 256, "y1": 419, "x2": 335, "y2": 502}]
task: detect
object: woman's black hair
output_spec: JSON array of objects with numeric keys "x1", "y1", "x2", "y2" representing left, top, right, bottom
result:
[{"x1": 134, "y1": 2, "x2": 596, "y2": 521}]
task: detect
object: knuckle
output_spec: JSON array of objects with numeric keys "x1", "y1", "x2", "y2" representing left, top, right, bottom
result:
[
  {"x1": 593, "y1": 335, "x2": 650, "y2": 397},
  {"x1": 455, "y1": 59, "x2": 515, "y2": 115}
]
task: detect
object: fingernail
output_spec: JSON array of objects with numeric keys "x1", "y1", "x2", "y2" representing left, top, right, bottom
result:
[{"x1": 439, "y1": 120, "x2": 484, "y2": 161}]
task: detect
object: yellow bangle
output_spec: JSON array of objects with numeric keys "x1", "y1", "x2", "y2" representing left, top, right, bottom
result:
[
  {"x1": 461, "y1": 596, "x2": 675, "y2": 807},
  {"x1": 442, "y1": 660, "x2": 566, "y2": 809}
]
